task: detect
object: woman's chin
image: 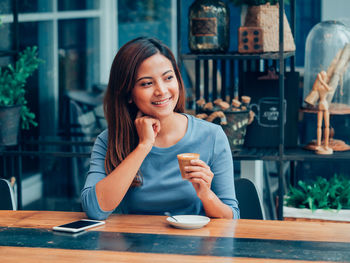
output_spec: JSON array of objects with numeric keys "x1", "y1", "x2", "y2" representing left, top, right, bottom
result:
[{"x1": 152, "y1": 110, "x2": 176, "y2": 120}]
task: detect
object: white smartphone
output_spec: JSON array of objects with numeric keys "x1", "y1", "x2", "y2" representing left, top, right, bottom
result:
[{"x1": 52, "y1": 219, "x2": 105, "y2": 233}]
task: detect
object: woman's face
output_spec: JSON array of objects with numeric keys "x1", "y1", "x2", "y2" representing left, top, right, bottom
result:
[{"x1": 132, "y1": 53, "x2": 179, "y2": 120}]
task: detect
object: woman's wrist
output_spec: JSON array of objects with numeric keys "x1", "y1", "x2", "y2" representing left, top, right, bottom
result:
[
  {"x1": 137, "y1": 142, "x2": 153, "y2": 153},
  {"x1": 199, "y1": 190, "x2": 233, "y2": 219},
  {"x1": 197, "y1": 188, "x2": 214, "y2": 202}
]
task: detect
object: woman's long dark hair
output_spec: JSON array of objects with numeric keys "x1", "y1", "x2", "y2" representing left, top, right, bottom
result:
[{"x1": 104, "y1": 37, "x2": 185, "y2": 186}]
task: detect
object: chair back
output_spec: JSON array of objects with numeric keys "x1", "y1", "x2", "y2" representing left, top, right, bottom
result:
[
  {"x1": 235, "y1": 178, "x2": 264, "y2": 220},
  {"x1": 0, "y1": 178, "x2": 16, "y2": 210}
]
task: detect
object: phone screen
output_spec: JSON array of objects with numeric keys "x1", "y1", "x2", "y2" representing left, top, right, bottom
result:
[
  {"x1": 58, "y1": 220, "x2": 100, "y2": 229},
  {"x1": 53, "y1": 219, "x2": 105, "y2": 232}
]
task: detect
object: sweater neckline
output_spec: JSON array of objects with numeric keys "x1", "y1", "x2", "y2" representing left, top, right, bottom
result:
[{"x1": 151, "y1": 113, "x2": 192, "y2": 154}]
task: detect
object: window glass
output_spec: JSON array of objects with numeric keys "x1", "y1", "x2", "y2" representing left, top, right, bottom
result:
[
  {"x1": 0, "y1": 0, "x2": 11, "y2": 14},
  {"x1": 58, "y1": 18, "x2": 100, "y2": 129},
  {"x1": 58, "y1": 18, "x2": 100, "y2": 92},
  {"x1": 58, "y1": 0, "x2": 99, "y2": 11},
  {"x1": 294, "y1": 0, "x2": 321, "y2": 66},
  {"x1": 0, "y1": 0, "x2": 101, "y2": 211},
  {"x1": 18, "y1": 0, "x2": 53, "y2": 13},
  {"x1": 0, "y1": 22, "x2": 13, "y2": 66},
  {"x1": 18, "y1": 21, "x2": 44, "y2": 138},
  {"x1": 118, "y1": 0, "x2": 172, "y2": 47}
]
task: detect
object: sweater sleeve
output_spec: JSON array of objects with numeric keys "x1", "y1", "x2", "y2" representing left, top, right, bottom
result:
[
  {"x1": 210, "y1": 126, "x2": 240, "y2": 219},
  {"x1": 81, "y1": 131, "x2": 114, "y2": 220}
]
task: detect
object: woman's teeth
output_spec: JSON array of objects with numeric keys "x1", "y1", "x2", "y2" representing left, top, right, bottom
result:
[{"x1": 153, "y1": 98, "x2": 170, "y2": 105}]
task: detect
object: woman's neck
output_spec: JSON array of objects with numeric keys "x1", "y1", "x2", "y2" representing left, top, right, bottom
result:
[{"x1": 153, "y1": 112, "x2": 187, "y2": 148}]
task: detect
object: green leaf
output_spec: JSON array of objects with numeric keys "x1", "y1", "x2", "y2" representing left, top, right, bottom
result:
[
  {"x1": 285, "y1": 174, "x2": 350, "y2": 211},
  {"x1": 0, "y1": 46, "x2": 43, "y2": 129}
]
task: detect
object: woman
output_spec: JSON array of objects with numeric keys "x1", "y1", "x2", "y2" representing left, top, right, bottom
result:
[{"x1": 81, "y1": 37, "x2": 239, "y2": 220}]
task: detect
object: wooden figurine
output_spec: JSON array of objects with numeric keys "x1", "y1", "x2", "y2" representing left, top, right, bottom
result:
[
  {"x1": 305, "y1": 71, "x2": 333, "y2": 154},
  {"x1": 304, "y1": 43, "x2": 350, "y2": 154}
]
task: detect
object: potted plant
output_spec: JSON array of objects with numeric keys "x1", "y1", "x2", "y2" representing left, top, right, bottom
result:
[
  {"x1": 284, "y1": 174, "x2": 350, "y2": 222},
  {"x1": 229, "y1": 0, "x2": 295, "y2": 53},
  {"x1": 0, "y1": 46, "x2": 42, "y2": 146}
]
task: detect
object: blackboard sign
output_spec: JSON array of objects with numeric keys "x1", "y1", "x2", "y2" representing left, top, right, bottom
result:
[{"x1": 239, "y1": 71, "x2": 300, "y2": 148}]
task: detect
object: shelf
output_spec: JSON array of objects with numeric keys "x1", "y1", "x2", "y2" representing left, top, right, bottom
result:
[
  {"x1": 232, "y1": 147, "x2": 350, "y2": 161},
  {"x1": 232, "y1": 148, "x2": 279, "y2": 161},
  {"x1": 0, "y1": 50, "x2": 18, "y2": 57},
  {"x1": 284, "y1": 148, "x2": 350, "y2": 161},
  {"x1": 181, "y1": 51, "x2": 295, "y2": 61},
  {"x1": 0, "y1": 150, "x2": 91, "y2": 158},
  {"x1": 0, "y1": 137, "x2": 95, "y2": 158}
]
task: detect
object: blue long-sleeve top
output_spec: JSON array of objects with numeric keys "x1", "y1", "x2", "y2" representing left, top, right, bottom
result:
[{"x1": 81, "y1": 114, "x2": 239, "y2": 220}]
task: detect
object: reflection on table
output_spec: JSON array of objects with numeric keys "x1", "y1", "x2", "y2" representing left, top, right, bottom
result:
[{"x1": 1, "y1": 211, "x2": 350, "y2": 262}]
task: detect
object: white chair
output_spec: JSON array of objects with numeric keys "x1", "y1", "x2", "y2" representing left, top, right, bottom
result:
[{"x1": 0, "y1": 178, "x2": 17, "y2": 210}]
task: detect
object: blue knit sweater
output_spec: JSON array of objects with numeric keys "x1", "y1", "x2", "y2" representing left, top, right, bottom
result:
[{"x1": 81, "y1": 114, "x2": 239, "y2": 220}]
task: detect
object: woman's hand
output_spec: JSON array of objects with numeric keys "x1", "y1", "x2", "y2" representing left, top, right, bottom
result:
[
  {"x1": 134, "y1": 111, "x2": 161, "y2": 149},
  {"x1": 184, "y1": 159, "x2": 214, "y2": 199}
]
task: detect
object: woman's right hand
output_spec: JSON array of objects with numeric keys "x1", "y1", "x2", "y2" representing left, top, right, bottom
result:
[{"x1": 134, "y1": 111, "x2": 161, "y2": 149}]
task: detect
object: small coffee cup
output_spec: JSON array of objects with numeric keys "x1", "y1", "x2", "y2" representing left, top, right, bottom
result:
[{"x1": 177, "y1": 153, "x2": 200, "y2": 180}]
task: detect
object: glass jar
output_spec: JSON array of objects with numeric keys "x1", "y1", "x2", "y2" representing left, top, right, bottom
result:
[
  {"x1": 188, "y1": 0, "x2": 229, "y2": 53},
  {"x1": 303, "y1": 20, "x2": 350, "y2": 113}
]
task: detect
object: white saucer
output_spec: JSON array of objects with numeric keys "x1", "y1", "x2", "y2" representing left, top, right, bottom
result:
[{"x1": 166, "y1": 215, "x2": 210, "y2": 230}]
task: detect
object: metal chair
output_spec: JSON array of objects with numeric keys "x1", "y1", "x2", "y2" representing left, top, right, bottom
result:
[
  {"x1": 0, "y1": 178, "x2": 16, "y2": 210},
  {"x1": 68, "y1": 100, "x2": 99, "y2": 198},
  {"x1": 235, "y1": 178, "x2": 264, "y2": 220}
]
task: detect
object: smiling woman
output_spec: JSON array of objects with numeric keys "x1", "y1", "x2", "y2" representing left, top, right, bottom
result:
[
  {"x1": 132, "y1": 53, "x2": 180, "y2": 121},
  {"x1": 81, "y1": 37, "x2": 239, "y2": 221}
]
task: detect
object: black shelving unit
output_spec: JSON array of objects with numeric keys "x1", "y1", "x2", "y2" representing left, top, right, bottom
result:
[
  {"x1": 283, "y1": 148, "x2": 350, "y2": 161},
  {"x1": 230, "y1": 147, "x2": 350, "y2": 161},
  {"x1": 177, "y1": 0, "x2": 298, "y2": 220}
]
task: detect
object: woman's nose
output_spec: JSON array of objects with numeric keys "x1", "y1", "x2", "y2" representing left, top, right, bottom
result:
[{"x1": 154, "y1": 82, "x2": 166, "y2": 95}]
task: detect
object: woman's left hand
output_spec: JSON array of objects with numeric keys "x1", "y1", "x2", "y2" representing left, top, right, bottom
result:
[{"x1": 184, "y1": 159, "x2": 214, "y2": 198}]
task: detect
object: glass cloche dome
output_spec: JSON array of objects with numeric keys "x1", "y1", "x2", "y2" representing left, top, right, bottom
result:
[{"x1": 303, "y1": 21, "x2": 350, "y2": 113}]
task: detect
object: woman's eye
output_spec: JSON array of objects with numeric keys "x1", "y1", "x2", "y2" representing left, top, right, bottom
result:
[
  {"x1": 141, "y1": 81, "x2": 152, "y2": 87},
  {"x1": 166, "y1": 75, "x2": 174, "y2": 81}
]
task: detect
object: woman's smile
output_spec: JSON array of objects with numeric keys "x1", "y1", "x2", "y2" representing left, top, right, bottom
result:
[{"x1": 152, "y1": 96, "x2": 172, "y2": 106}]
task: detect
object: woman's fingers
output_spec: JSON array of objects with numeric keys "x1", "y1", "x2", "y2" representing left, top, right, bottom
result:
[
  {"x1": 183, "y1": 159, "x2": 214, "y2": 188},
  {"x1": 135, "y1": 114, "x2": 161, "y2": 147},
  {"x1": 182, "y1": 160, "x2": 213, "y2": 196},
  {"x1": 185, "y1": 161, "x2": 213, "y2": 177},
  {"x1": 189, "y1": 178, "x2": 207, "y2": 186},
  {"x1": 185, "y1": 165, "x2": 210, "y2": 173},
  {"x1": 186, "y1": 172, "x2": 211, "y2": 184},
  {"x1": 190, "y1": 159, "x2": 210, "y2": 169},
  {"x1": 135, "y1": 111, "x2": 160, "y2": 135},
  {"x1": 135, "y1": 114, "x2": 159, "y2": 132},
  {"x1": 152, "y1": 119, "x2": 161, "y2": 134}
]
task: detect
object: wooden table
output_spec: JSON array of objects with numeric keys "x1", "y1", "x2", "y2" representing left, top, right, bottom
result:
[{"x1": 1, "y1": 211, "x2": 350, "y2": 262}]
